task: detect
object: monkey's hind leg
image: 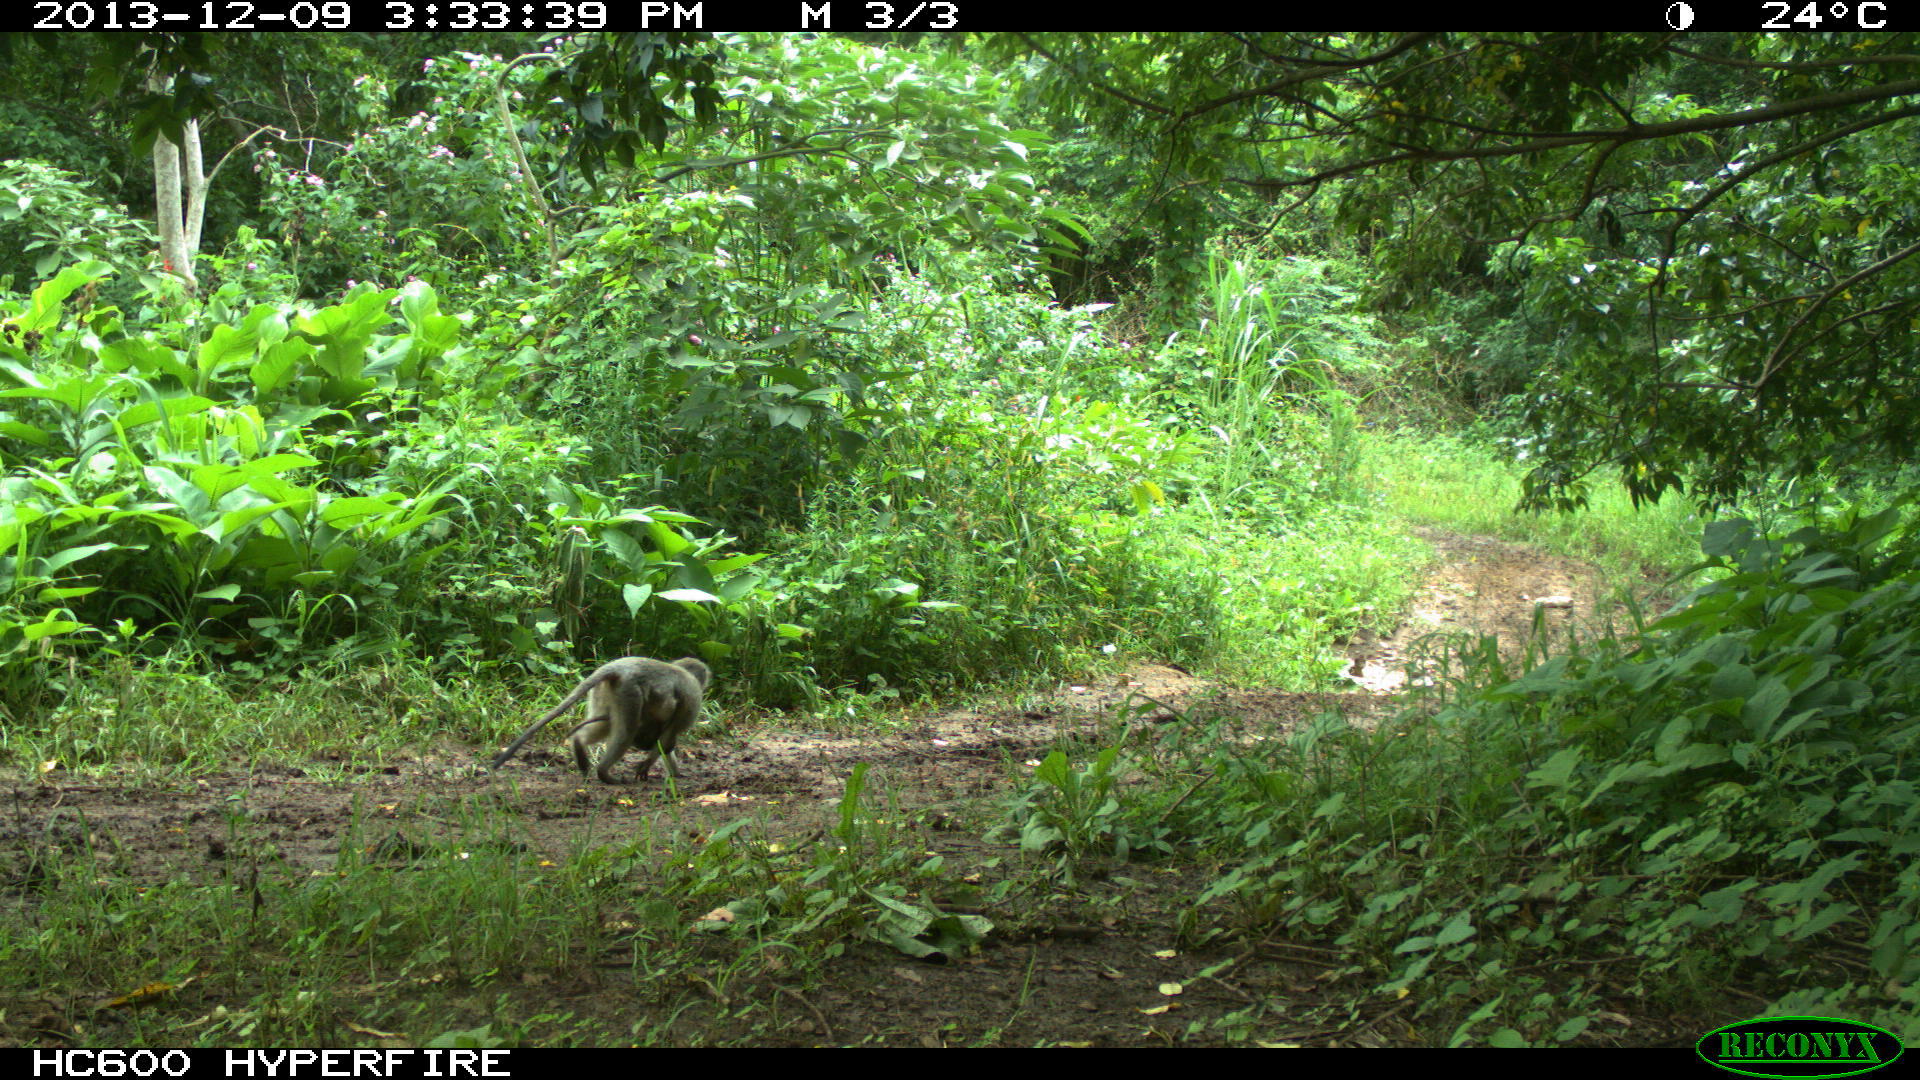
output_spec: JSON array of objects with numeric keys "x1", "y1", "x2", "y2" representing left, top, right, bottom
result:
[
  {"x1": 581, "y1": 673, "x2": 641, "y2": 784},
  {"x1": 593, "y1": 721, "x2": 641, "y2": 785},
  {"x1": 569, "y1": 717, "x2": 610, "y2": 777},
  {"x1": 564, "y1": 714, "x2": 643, "y2": 784}
]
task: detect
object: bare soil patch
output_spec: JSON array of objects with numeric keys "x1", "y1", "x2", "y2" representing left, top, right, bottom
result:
[{"x1": 1341, "y1": 525, "x2": 1644, "y2": 693}]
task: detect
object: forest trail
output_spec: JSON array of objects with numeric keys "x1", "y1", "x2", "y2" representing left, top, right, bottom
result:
[{"x1": 2, "y1": 526, "x2": 1634, "y2": 1046}]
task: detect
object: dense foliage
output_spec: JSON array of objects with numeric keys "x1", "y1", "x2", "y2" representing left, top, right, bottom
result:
[
  {"x1": 0, "y1": 31, "x2": 1913, "y2": 1046},
  {"x1": 994, "y1": 32, "x2": 1920, "y2": 509}
]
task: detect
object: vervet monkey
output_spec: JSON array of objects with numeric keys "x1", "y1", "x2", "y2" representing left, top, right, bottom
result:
[{"x1": 490, "y1": 657, "x2": 711, "y2": 784}]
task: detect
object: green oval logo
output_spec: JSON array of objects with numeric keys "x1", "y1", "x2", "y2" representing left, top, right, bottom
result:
[{"x1": 1697, "y1": 1016, "x2": 1904, "y2": 1079}]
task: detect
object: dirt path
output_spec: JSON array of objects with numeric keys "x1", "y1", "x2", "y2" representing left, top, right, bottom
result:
[
  {"x1": 1, "y1": 526, "x2": 1625, "y2": 1046},
  {"x1": 1342, "y1": 524, "x2": 1620, "y2": 691}
]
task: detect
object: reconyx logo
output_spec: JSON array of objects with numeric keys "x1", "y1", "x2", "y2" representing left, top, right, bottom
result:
[{"x1": 1697, "y1": 1016, "x2": 1904, "y2": 1079}]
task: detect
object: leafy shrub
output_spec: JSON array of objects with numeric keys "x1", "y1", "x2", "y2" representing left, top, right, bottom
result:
[
  {"x1": 0, "y1": 161, "x2": 156, "y2": 305},
  {"x1": 0, "y1": 266, "x2": 765, "y2": 713}
]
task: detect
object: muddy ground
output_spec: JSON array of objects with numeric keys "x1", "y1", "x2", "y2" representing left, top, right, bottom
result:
[{"x1": 2, "y1": 528, "x2": 1678, "y2": 1047}]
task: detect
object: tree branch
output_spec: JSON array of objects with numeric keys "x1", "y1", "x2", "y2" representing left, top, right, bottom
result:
[{"x1": 1238, "y1": 78, "x2": 1920, "y2": 191}]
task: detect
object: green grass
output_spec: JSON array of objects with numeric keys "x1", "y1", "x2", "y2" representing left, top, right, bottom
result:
[
  {"x1": 1366, "y1": 429, "x2": 1706, "y2": 594},
  {"x1": 0, "y1": 660, "x2": 538, "y2": 780},
  {"x1": 1194, "y1": 503, "x2": 1425, "y2": 683},
  {"x1": 0, "y1": 762, "x2": 976, "y2": 1047},
  {"x1": 8, "y1": 798, "x2": 609, "y2": 1045}
]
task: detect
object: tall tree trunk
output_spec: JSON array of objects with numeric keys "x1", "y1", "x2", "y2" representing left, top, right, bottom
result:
[{"x1": 148, "y1": 74, "x2": 204, "y2": 294}]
